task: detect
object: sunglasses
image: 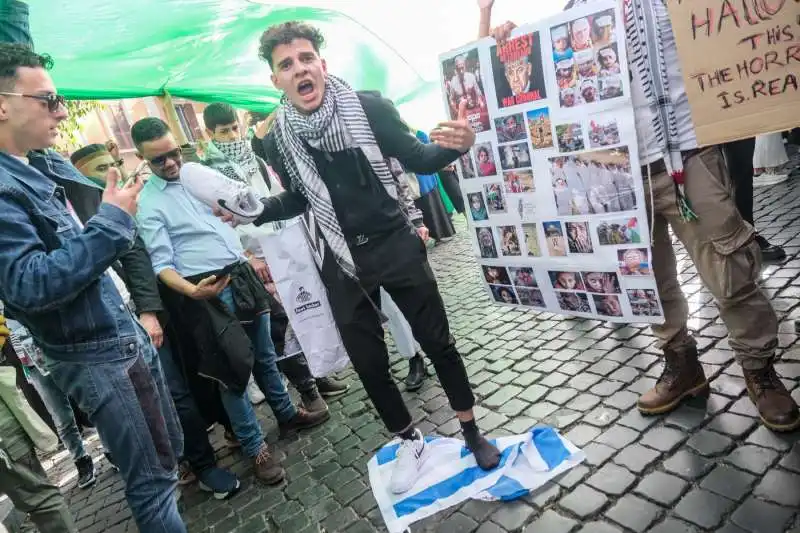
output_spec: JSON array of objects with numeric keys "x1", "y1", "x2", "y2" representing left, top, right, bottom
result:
[
  {"x1": 147, "y1": 148, "x2": 182, "y2": 167},
  {"x1": 0, "y1": 92, "x2": 66, "y2": 113}
]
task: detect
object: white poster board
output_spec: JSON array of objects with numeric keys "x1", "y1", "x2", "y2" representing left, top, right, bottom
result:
[{"x1": 440, "y1": 0, "x2": 664, "y2": 323}]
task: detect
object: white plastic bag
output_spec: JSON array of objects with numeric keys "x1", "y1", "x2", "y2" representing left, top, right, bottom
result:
[{"x1": 259, "y1": 220, "x2": 349, "y2": 377}]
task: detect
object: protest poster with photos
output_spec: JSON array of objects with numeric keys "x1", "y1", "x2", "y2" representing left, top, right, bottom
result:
[{"x1": 440, "y1": 0, "x2": 664, "y2": 323}]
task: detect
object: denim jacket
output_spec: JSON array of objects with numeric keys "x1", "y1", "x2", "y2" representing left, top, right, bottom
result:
[{"x1": 0, "y1": 150, "x2": 140, "y2": 358}]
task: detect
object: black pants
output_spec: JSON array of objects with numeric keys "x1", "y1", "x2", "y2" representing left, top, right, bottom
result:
[
  {"x1": 321, "y1": 226, "x2": 474, "y2": 433},
  {"x1": 439, "y1": 170, "x2": 465, "y2": 215},
  {"x1": 722, "y1": 137, "x2": 756, "y2": 226}
]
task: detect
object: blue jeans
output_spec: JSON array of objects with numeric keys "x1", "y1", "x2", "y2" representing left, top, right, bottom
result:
[
  {"x1": 45, "y1": 332, "x2": 186, "y2": 533},
  {"x1": 218, "y1": 288, "x2": 295, "y2": 458},
  {"x1": 25, "y1": 366, "x2": 87, "y2": 463}
]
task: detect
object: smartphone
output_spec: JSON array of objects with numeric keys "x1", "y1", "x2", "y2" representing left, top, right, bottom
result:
[{"x1": 213, "y1": 262, "x2": 238, "y2": 279}]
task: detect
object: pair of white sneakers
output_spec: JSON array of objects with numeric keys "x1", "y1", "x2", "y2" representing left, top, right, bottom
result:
[{"x1": 179, "y1": 162, "x2": 264, "y2": 224}]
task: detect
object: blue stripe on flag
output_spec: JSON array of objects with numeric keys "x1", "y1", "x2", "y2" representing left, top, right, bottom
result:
[
  {"x1": 531, "y1": 427, "x2": 571, "y2": 470},
  {"x1": 392, "y1": 443, "x2": 516, "y2": 518},
  {"x1": 460, "y1": 439, "x2": 498, "y2": 458},
  {"x1": 487, "y1": 474, "x2": 530, "y2": 501},
  {"x1": 376, "y1": 436, "x2": 440, "y2": 466}
]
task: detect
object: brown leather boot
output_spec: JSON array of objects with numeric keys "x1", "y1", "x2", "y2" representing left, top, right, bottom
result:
[
  {"x1": 254, "y1": 443, "x2": 285, "y2": 485},
  {"x1": 279, "y1": 406, "x2": 330, "y2": 435},
  {"x1": 743, "y1": 366, "x2": 800, "y2": 432},
  {"x1": 638, "y1": 347, "x2": 709, "y2": 415}
]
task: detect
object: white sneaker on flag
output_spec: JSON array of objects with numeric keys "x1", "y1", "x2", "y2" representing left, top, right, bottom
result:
[
  {"x1": 180, "y1": 162, "x2": 264, "y2": 224},
  {"x1": 390, "y1": 429, "x2": 426, "y2": 494},
  {"x1": 247, "y1": 377, "x2": 265, "y2": 405}
]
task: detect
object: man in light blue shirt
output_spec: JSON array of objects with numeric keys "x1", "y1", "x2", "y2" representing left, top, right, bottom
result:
[{"x1": 134, "y1": 118, "x2": 329, "y2": 484}]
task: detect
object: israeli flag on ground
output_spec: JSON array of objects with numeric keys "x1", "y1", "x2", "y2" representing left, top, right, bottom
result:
[{"x1": 368, "y1": 427, "x2": 585, "y2": 533}]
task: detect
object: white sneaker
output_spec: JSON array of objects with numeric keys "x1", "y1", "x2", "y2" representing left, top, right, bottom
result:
[
  {"x1": 390, "y1": 429, "x2": 426, "y2": 494},
  {"x1": 754, "y1": 171, "x2": 789, "y2": 188},
  {"x1": 179, "y1": 162, "x2": 264, "y2": 224},
  {"x1": 247, "y1": 377, "x2": 265, "y2": 405}
]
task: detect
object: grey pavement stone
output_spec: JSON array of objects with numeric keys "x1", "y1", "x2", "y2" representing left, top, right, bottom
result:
[
  {"x1": 586, "y1": 463, "x2": 637, "y2": 496},
  {"x1": 686, "y1": 429, "x2": 735, "y2": 457},
  {"x1": 633, "y1": 471, "x2": 688, "y2": 506},
  {"x1": 605, "y1": 494, "x2": 662, "y2": 532},
  {"x1": 730, "y1": 496, "x2": 796, "y2": 533},
  {"x1": 558, "y1": 484, "x2": 608, "y2": 518},
  {"x1": 595, "y1": 426, "x2": 640, "y2": 449},
  {"x1": 522, "y1": 510, "x2": 577, "y2": 533},
  {"x1": 613, "y1": 444, "x2": 661, "y2": 474},
  {"x1": 725, "y1": 444, "x2": 781, "y2": 475},
  {"x1": 662, "y1": 449, "x2": 714, "y2": 481},
  {"x1": 674, "y1": 488, "x2": 736, "y2": 530},
  {"x1": 640, "y1": 426, "x2": 688, "y2": 452},
  {"x1": 576, "y1": 522, "x2": 623, "y2": 533},
  {"x1": 752, "y1": 468, "x2": 800, "y2": 507},
  {"x1": 645, "y1": 518, "x2": 696, "y2": 533},
  {"x1": 489, "y1": 501, "x2": 536, "y2": 531},
  {"x1": 699, "y1": 464, "x2": 757, "y2": 502}
]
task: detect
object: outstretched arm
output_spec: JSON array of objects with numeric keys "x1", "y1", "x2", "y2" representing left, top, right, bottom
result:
[{"x1": 478, "y1": 0, "x2": 494, "y2": 38}]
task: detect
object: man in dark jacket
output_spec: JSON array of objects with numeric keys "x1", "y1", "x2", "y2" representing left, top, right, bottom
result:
[
  {"x1": 220, "y1": 21, "x2": 500, "y2": 495},
  {"x1": 66, "y1": 142, "x2": 241, "y2": 498}
]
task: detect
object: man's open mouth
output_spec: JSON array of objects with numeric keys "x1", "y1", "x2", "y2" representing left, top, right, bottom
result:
[{"x1": 297, "y1": 80, "x2": 314, "y2": 96}]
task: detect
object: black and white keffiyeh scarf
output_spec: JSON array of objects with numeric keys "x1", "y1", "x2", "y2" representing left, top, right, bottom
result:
[
  {"x1": 571, "y1": 0, "x2": 697, "y2": 220},
  {"x1": 272, "y1": 74, "x2": 398, "y2": 279},
  {"x1": 212, "y1": 139, "x2": 261, "y2": 186}
]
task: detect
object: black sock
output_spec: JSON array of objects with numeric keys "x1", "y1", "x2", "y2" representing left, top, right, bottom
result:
[
  {"x1": 399, "y1": 426, "x2": 419, "y2": 441},
  {"x1": 460, "y1": 419, "x2": 500, "y2": 470},
  {"x1": 460, "y1": 418, "x2": 479, "y2": 436}
]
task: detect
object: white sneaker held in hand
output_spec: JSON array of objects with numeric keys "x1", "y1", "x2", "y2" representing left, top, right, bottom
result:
[
  {"x1": 179, "y1": 162, "x2": 264, "y2": 224},
  {"x1": 390, "y1": 429, "x2": 426, "y2": 495}
]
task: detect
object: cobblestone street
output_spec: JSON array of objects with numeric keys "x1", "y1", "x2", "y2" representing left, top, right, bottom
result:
[{"x1": 28, "y1": 159, "x2": 800, "y2": 532}]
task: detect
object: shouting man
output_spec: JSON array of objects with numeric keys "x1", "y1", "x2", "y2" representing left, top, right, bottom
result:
[{"x1": 219, "y1": 22, "x2": 501, "y2": 494}]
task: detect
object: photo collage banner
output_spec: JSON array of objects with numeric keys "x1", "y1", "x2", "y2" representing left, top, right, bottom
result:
[{"x1": 439, "y1": 0, "x2": 664, "y2": 323}]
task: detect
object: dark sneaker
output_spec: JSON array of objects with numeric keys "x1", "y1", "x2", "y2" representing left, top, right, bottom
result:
[
  {"x1": 280, "y1": 407, "x2": 330, "y2": 434},
  {"x1": 404, "y1": 354, "x2": 427, "y2": 392},
  {"x1": 743, "y1": 366, "x2": 800, "y2": 432},
  {"x1": 254, "y1": 443, "x2": 285, "y2": 485},
  {"x1": 76, "y1": 455, "x2": 96, "y2": 489},
  {"x1": 638, "y1": 347, "x2": 709, "y2": 415},
  {"x1": 315, "y1": 376, "x2": 349, "y2": 397},
  {"x1": 755, "y1": 235, "x2": 786, "y2": 263},
  {"x1": 103, "y1": 452, "x2": 120, "y2": 473},
  {"x1": 198, "y1": 467, "x2": 241, "y2": 500},
  {"x1": 300, "y1": 387, "x2": 328, "y2": 413},
  {"x1": 178, "y1": 461, "x2": 197, "y2": 486}
]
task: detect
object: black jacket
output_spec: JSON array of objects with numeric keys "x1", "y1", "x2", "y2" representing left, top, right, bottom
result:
[
  {"x1": 256, "y1": 92, "x2": 462, "y2": 239},
  {"x1": 60, "y1": 180, "x2": 164, "y2": 316}
]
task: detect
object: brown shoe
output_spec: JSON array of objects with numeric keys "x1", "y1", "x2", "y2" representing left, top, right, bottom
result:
[
  {"x1": 280, "y1": 406, "x2": 331, "y2": 434},
  {"x1": 743, "y1": 366, "x2": 800, "y2": 432},
  {"x1": 301, "y1": 388, "x2": 329, "y2": 413},
  {"x1": 254, "y1": 443, "x2": 285, "y2": 485},
  {"x1": 638, "y1": 347, "x2": 709, "y2": 415}
]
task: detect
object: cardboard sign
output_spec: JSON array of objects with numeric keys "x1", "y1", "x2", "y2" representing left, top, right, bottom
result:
[{"x1": 667, "y1": 0, "x2": 800, "y2": 146}]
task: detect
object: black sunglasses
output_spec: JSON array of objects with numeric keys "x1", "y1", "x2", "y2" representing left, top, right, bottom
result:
[
  {"x1": 0, "y1": 92, "x2": 66, "y2": 113},
  {"x1": 148, "y1": 148, "x2": 182, "y2": 167}
]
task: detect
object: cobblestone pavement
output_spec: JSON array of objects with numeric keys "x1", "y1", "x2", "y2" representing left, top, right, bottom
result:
[{"x1": 26, "y1": 156, "x2": 800, "y2": 532}]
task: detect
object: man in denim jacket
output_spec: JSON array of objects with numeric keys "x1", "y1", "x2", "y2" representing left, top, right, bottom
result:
[{"x1": 0, "y1": 42, "x2": 186, "y2": 533}]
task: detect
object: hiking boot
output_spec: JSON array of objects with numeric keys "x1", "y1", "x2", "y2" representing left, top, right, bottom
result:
[
  {"x1": 300, "y1": 387, "x2": 328, "y2": 413},
  {"x1": 224, "y1": 430, "x2": 241, "y2": 449},
  {"x1": 755, "y1": 235, "x2": 786, "y2": 263},
  {"x1": 404, "y1": 353, "x2": 427, "y2": 392},
  {"x1": 743, "y1": 365, "x2": 800, "y2": 432},
  {"x1": 75, "y1": 455, "x2": 96, "y2": 489},
  {"x1": 638, "y1": 347, "x2": 709, "y2": 415},
  {"x1": 279, "y1": 406, "x2": 330, "y2": 434},
  {"x1": 315, "y1": 376, "x2": 349, "y2": 397},
  {"x1": 254, "y1": 443, "x2": 285, "y2": 485},
  {"x1": 178, "y1": 461, "x2": 197, "y2": 486},
  {"x1": 198, "y1": 467, "x2": 241, "y2": 500}
]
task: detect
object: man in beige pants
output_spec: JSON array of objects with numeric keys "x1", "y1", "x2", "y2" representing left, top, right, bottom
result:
[{"x1": 480, "y1": 0, "x2": 799, "y2": 432}]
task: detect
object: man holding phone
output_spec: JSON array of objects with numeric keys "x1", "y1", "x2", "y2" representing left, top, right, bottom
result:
[{"x1": 133, "y1": 117, "x2": 329, "y2": 484}]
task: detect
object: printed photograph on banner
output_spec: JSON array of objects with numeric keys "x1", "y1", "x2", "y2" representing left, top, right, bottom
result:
[
  {"x1": 550, "y1": 270, "x2": 585, "y2": 291},
  {"x1": 484, "y1": 183, "x2": 507, "y2": 214},
  {"x1": 499, "y1": 141, "x2": 532, "y2": 170},
  {"x1": 618, "y1": 248, "x2": 651, "y2": 276},
  {"x1": 551, "y1": 9, "x2": 622, "y2": 108},
  {"x1": 597, "y1": 217, "x2": 641, "y2": 245},
  {"x1": 627, "y1": 289, "x2": 663, "y2": 317},
  {"x1": 565, "y1": 221, "x2": 594, "y2": 253},
  {"x1": 509, "y1": 267, "x2": 537, "y2": 288},
  {"x1": 442, "y1": 49, "x2": 491, "y2": 133},
  {"x1": 543, "y1": 220, "x2": 567, "y2": 256},
  {"x1": 474, "y1": 142, "x2": 498, "y2": 177},
  {"x1": 593, "y1": 294, "x2": 623, "y2": 317},
  {"x1": 549, "y1": 147, "x2": 636, "y2": 216},
  {"x1": 517, "y1": 196, "x2": 537, "y2": 222},
  {"x1": 499, "y1": 225, "x2": 522, "y2": 256},
  {"x1": 526, "y1": 107, "x2": 554, "y2": 149},
  {"x1": 556, "y1": 122, "x2": 585, "y2": 153},
  {"x1": 517, "y1": 287, "x2": 546, "y2": 308},
  {"x1": 476, "y1": 227, "x2": 498, "y2": 258},
  {"x1": 522, "y1": 223, "x2": 541, "y2": 257},
  {"x1": 482, "y1": 265, "x2": 512, "y2": 285},
  {"x1": 467, "y1": 192, "x2": 489, "y2": 221},
  {"x1": 588, "y1": 116, "x2": 620, "y2": 148},
  {"x1": 459, "y1": 152, "x2": 477, "y2": 179},
  {"x1": 582, "y1": 271, "x2": 621, "y2": 294},
  {"x1": 556, "y1": 291, "x2": 591, "y2": 313},
  {"x1": 491, "y1": 285, "x2": 519, "y2": 305},
  {"x1": 490, "y1": 31, "x2": 547, "y2": 109},
  {"x1": 495, "y1": 113, "x2": 527, "y2": 143},
  {"x1": 504, "y1": 169, "x2": 535, "y2": 193}
]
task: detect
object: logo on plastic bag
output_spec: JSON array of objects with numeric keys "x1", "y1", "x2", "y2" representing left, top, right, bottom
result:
[{"x1": 294, "y1": 286, "x2": 321, "y2": 314}]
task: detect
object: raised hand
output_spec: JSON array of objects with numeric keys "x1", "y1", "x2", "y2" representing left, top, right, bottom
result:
[
  {"x1": 430, "y1": 99, "x2": 476, "y2": 152},
  {"x1": 101, "y1": 167, "x2": 144, "y2": 217},
  {"x1": 491, "y1": 21, "x2": 518, "y2": 44}
]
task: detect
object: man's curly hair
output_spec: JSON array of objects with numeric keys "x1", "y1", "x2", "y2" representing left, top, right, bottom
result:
[
  {"x1": 0, "y1": 43, "x2": 53, "y2": 91},
  {"x1": 258, "y1": 21, "x2": 325, "y2": 68}
]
